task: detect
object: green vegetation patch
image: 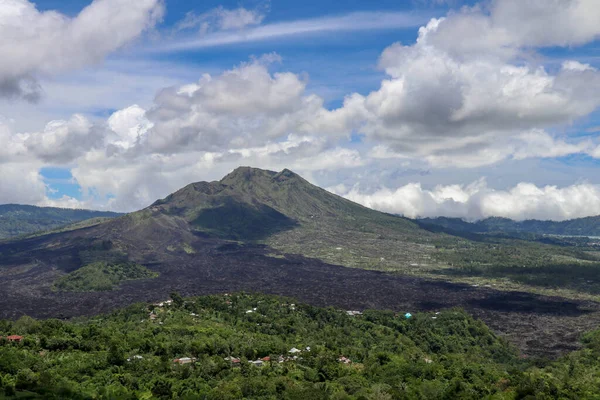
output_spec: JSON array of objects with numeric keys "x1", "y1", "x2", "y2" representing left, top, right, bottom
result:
[
  {"x1": 1, "y1": 293, "x2": 600, "y2": 398},
  {"x1": 53, "y1": 262, "x2": 158, "y2": 292}
]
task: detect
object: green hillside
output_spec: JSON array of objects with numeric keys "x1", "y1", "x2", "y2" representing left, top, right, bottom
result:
[
  {"x1": 0, "y1": 204, "x2": 121, "y2": 240},
  {"x1": 146, "y1": 167, "x2": 440, "y2": 272},
  {"x1": 3, "y1": 293, "x2": 600, "y2": 399}
]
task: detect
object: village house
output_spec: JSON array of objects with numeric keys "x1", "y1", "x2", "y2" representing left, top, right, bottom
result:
[
  {"x1": 173, "y1": 357, "x2": 196, "y2": 365},
  {"x1": 338, "y1": 356, "x2": 352, "y2": 364},
  {"x1": 346, "y1": 310, "x2": 363, "y2": 316},
  {"x1": 224, "y1": 356, "x2": 241, "y2": 366},
  {"x1": 154, "y1": 299, "x2": 174, "y2": 307},
  {"x1": 1, "y1": 335, "x2": 24, "y2": 343}
]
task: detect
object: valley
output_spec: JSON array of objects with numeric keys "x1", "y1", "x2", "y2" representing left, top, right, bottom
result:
[{"x1": 2, "y1": 168, "x2": 600, "y2": 361}]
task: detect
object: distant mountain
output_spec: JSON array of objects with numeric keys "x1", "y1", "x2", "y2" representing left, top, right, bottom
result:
[
  {"x1": 0, "y1": 204, "x2": 121, "y2": 239},
  {"x1": 418, "y1": 215, "x2": 600, "y2": 237}
]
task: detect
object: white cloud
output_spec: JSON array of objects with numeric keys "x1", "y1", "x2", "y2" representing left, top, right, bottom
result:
[
  {"x1": 38, "y1": 195, "x2": 93, "y2": 210},
  {"x1": 176, "y1": 6, "x2": 266, "y2": 34},
  {"x1": 334, "y1": 180, "x2": 600, "y2": 222},
  {"x1": 22, "y1": 115, "x2": 105, "y2": 164},
  {"x1": 490, "y1": 0, "x2": 600, "y2": 48},
  {"x1": 511, "y1": 130, "x2": 591, "y2": 161},
  {"x1": 366, "y1": 129, "x2": 594, "y2": 169},
  {"x1": 328, "y1": 2, "x2": 600, "y2": 168},
  {"x1": 68, "y1": 132, "x2": 364, "y2": 211},
  {"x1": 133, "y1": 56, "x2": 346, "y2": 154},
  {"x1": 0, "y1": 0, "x2": 164, "y2": 101},
  {"x1": 0, "y1": 162, "x2": 47, "y2": 205},
  {"x1": 107, "y1": 105, "x2": 153, "y2": 149},
  {"x1": 424, "y1": 0, "x2": 600, "y2": 59},
  {"x1": 0, "y1": 55, "x2": 364, "y2": 212}
]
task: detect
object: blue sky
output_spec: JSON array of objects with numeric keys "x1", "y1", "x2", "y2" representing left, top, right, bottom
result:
[
  {"x1": 3, "y1": 0, "x2": 600, "y2": 221},
  {"x1": 35, "y1": 0, "x2": 438, "y2": 198}
]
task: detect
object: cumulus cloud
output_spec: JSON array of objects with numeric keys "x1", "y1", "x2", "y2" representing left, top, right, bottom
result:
[
  {"x1": 334, "y1": 180, "x2": 600, "y2": 222},
  {"x1": 0, "y1": 0, "x2": 164, "y2": 101},
  {"x1": 0, "y1": 55, "x2": 361, "y2": 211},
  {"x1": 22, "y1": 115, "x2": 107, "y2": 163},
  {"x1": 68, "y1": 131, "x2": 364, "y2": 211},
  {"x1": 490, "y1": 0, "x2": 600, "y2": 48},
  {"x1": 107, "y1": 105, "x2": 154, "y2": 149},
  {"x1": 125, "y1": 55, "x2": 346, "y2": 154},
  {"x1": 329, "y1": 0, "x2": 600, "y2": 168},
  {"x1": 424, "y1": 0, "x2": 600, "y2": 59}
]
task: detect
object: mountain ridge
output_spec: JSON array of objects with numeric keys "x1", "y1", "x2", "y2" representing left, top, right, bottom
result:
[
  {"x1": 0, "y1": 204, "x2": 121, "y2": 240},
  {"x1": 419, "y1": 215, "x2": 600, "y2": 237}
]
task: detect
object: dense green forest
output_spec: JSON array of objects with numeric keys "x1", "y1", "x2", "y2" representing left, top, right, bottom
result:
[
  {"x1": 0, "y1": 205, "x2": 121, "y2": 240},
  {"x1": 1, "y1": 293, "x2": 600, "y2": 399}
]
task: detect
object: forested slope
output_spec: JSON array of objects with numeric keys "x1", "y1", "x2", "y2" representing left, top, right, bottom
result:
[{"x1": 2, "y1": 293, "x2": 600, "y2": 399}]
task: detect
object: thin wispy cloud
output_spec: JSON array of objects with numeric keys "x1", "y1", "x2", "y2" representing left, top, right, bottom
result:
[
  {"x1": 150, "y1": 11, "x2": 431, "y2": 53},
  {"x1": 175, "y1": 6, "x2": 267, "y2": 34}
]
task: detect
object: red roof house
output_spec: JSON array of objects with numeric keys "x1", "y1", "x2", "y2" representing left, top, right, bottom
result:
[{"x1": 7, "y1": 335, "x2": 23, "y2": 343}]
